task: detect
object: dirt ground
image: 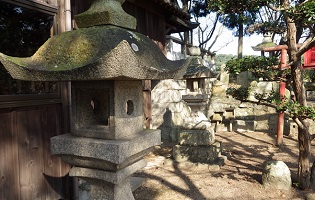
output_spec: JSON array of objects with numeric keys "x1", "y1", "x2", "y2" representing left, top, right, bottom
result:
[{"x1": 133, "y1": 131, "x2": 315, "y2": 200}]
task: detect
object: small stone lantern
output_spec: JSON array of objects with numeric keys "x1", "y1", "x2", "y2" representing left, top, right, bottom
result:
[
  {"x1": 182, "y1": 47, "x2": 217, "y2": 112},
  {"x1": 0, "y1": 0, "x2": 192, "y2": 199}
]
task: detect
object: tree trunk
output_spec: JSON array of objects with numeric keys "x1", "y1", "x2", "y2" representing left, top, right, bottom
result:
[
  {"x1": 292, "y1": 62, "x2": 311, "y2": 189},
  {"x1": 285, "y1": 6, "x2": 312, "y2": 188},
  {"x1": 298, "y1": 122, "x2": 311, "y2": 189},
  {"x1": 310, "y1": 160, "x2": 315, "y2": 188},
  {"x1": 237, "y1": 22, "x2": 243, "y2": 59}
]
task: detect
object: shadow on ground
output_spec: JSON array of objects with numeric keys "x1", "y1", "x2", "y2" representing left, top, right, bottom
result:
[{"x1": 133, "y1": 131, "x2": 314, "y2": 200}]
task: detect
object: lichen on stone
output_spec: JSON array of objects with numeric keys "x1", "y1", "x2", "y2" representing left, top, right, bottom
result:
[{"x1": 0, "y1": 25, "x2": 192, "y2": 81}]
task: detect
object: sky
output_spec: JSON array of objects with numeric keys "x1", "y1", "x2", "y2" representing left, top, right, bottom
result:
[
  {"x1": 171, "y1": 20, "x2": 265, "y2": 56},
  {"x1": 171, "y1": 30, "x2": 265, "y2": 56},
  {"x1": 172, "y1": 1, "x2": 267, "y2": 56},
  {"x1": 213, "y1": 33, "x2": 264, "y2": 56}
]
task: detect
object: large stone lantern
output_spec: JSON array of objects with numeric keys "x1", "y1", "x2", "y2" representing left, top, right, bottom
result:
[{"x1": 0, "y1": 0, "x2": 192, "y2": 199}]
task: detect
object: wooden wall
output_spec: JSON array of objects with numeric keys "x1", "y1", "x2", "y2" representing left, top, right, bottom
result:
[
  {"x1": 0, "y1": 104, "x2": 71, "y2": 200},
  {"x1": 123, "y1": 1, "x2": 167, "y2": 53}
]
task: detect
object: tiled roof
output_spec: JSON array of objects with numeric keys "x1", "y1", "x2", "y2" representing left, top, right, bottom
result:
[{"x1": 152, "y1": 0, "x2": 190, "y2": 20}]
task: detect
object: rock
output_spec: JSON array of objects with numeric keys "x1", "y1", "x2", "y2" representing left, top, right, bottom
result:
[
  {"x1": 262, "y1": 160, "x2": 292, "y2": 190},
  {"x1": 187, "y1": 46, "x2": 201, "y2": 56},
  {"x1": 305, "y1": 193, "x2": 315, "y2": 200}
]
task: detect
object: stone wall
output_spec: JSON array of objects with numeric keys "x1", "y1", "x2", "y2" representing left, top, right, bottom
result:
[
  {"x1": 151, "y1": 79, "x2": 190, "y2": 142},
  {"x1": 151, "y1": 77, "x2": 291, "y2": 141},
  {"x1": 151, "y1": 78, "x2": 216, "y2": 142}
]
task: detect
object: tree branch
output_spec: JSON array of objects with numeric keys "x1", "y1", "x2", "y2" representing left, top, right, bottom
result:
[
  {"x1": 238, "y1": 99, "x2": 278, "y2": 109},
  {"x1": 297, "y1": 35, "x2": 315, "y2": 57},
  {"x1": 267, "y1": 4, "x2": 287, "y2": 12},
  {"x1": 292, "y1": 116, "x2": 306, "y2": 130}
]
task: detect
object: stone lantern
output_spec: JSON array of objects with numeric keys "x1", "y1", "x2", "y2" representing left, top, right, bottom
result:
[
  {"x1": 0, "y1": 0, "x2": 192, "y2": 199},
  {"x1": 182, "y1": 47, "x2": 217, "y2": 112}
]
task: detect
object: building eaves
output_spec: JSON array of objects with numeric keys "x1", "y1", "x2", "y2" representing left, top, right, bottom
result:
[{"x1": 151, "y1": 0, "x2": 190, "y2": 20}]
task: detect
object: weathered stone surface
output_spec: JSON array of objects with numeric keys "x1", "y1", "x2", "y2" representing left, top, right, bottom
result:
[
  {"x1": 83, "y1": 176, "x2": 135, "y2": 200},
  {"x1": 237, "y1": 71, "x2": 250, "y2": 87},
  {"x1": 184, "y1": 57, "x2": 217, "y2": 79},
  {"x1": 305, "y1": 193, "x2": 315, "y2": 200},
  {"x1": 219, "y1": 70, "x2": 229, "y2": 87},
  {"x1": 152, "y1": 102, "x2": 191, "y2": 128},
  {"x1": 208, "y1": 96, "x2": 240, "y2": 115},
  {"x1": 212, "y1": 80, "x2": 227, "y2": 97},
  {"x1": 157, "y1": 126, "x2": 181, "y2": 142},
  {"x1": 130, "y1": 177, "x2": 146, "y2": 192},
  {"x1": 75, "y1": 0, "x2": 136, "y2": 29},
  {"x1": 173, "y1": 142, "x2": 222, "y2": 163},
  {"x1": 183, "y1": 111, "x2": 212, "y2": 130},
  {"x1": 187, "y1": 46, "x2": 201, "y2": 56},
  {"x1": 71, "y1": 81, "x2": 144, "y2": 140},
  {"x1": 262, "y1": 160, "x2": 292, "y2": 190},
  {"x1": 152, "y1": 89, "x2": 183, "y2": 103},
  {"x1": 182, "y1": 94, "x2": 210, "y2": 102},
  {"x1": 233, "y1": 120, "x2": 255, "y2": 132},
  {"x1": 50, "y1": 129, "x2": 161, "y2": 170},
  {"x1": 179, "y1": 130, "x2": 215, "y2": 146},
  {"x1": 0, "y1": 26, "x2": 192, "y2": 81},
  {"x1": 173, "y1": 109, "x2": 191, "y2": 126},
  {"x1": 70, "y1": 159, "x2": 146, "y2": 185},
  {"x1": 153, "y1": 79, "x2": 186, "y2": 90},
  {"x1": 212, "y1": 113, "x2": 223, "y2": 121}
]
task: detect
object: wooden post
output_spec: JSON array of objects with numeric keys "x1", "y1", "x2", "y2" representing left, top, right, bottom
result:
[
  {"x1": 262, "y1": 46, "x2": 289, "y2": 146},
  {"x1": 277, "y1": 48, "x2": 287, "y2": 146}
]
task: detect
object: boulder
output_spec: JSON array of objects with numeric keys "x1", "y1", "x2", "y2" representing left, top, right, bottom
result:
[{"x1": 262, "y1": 160, "x2": 291, "y2": 190}]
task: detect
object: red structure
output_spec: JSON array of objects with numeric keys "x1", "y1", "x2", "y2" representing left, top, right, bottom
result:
[
  {"x1": 304, "y1": 46, "x2": 315, "y2": 68},
  {"x1": 262, "y1": 45, "x2": 288, "y2": 146},
  {"x1": 254, "y1": 44, "x2": 315, "y2": 145}
]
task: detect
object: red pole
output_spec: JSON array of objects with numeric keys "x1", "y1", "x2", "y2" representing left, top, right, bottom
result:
[{"x1": 277, "y1": 48, "x2": 287, "y2": 146}]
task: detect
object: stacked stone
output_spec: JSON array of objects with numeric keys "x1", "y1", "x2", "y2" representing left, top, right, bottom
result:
[{"x1": 173, "y1": 131, "x2": 222, "y2": 163}]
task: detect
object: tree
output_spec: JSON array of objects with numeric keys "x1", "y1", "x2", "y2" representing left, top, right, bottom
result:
[
  {"x1": 174, "y1": 0, "x2": 230, "y2": 55},
  {"x1": 0, "y1": 1, "x2": 53, "y2": 57},
  {"x1": 0, "y1": 1, "x2": 53, "y2": 95},
  {"x1": 193, "y1": 0, "x2": 264, "y2": 58},
  {"x1": 224, "y1": 0, "x2": 315, "y2": 189}
]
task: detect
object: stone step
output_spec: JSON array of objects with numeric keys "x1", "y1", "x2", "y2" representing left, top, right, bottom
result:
[{"x1": 213, "y1": 119, "x2": 255, "y2": 132}]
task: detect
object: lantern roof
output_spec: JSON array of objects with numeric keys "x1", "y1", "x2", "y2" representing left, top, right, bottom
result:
[
  {"x1": 0, "y1": 25, "x2": 192, "y2": 81},
  {"x1": 0, "y1": 0, "x2": 193, "y2": 81}
]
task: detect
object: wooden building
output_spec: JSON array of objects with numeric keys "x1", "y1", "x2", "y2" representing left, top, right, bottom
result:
[{"x1": 0, "y1": 0, "x2": 195, "y2": 199}]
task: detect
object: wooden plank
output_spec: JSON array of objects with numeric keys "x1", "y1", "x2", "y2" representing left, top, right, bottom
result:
[
  {"x1": 0, "y1": 109, "x2": 20, "y2": 200},
  {"x1": 16, "y1": 107, "x2": 45, "y2": 200},
  {"x1": 41, "y1": 104, "x2": 70, "y2": 199}
]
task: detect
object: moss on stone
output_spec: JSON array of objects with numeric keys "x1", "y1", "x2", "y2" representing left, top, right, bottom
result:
[
  {"x1": 0, "y1": 25, "x2": 192, "y2": 81},
  {"x1": 74, "y1": 0, "x2": 136, "y2": 29}
]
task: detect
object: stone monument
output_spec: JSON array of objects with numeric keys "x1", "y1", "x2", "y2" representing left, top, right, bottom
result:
[
  {"x1": 173, "y1": 47, "x2": 222, "y2": 164},
  {"x1": 0, "y1": 0, "x2": 192, "y2": 199}
]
